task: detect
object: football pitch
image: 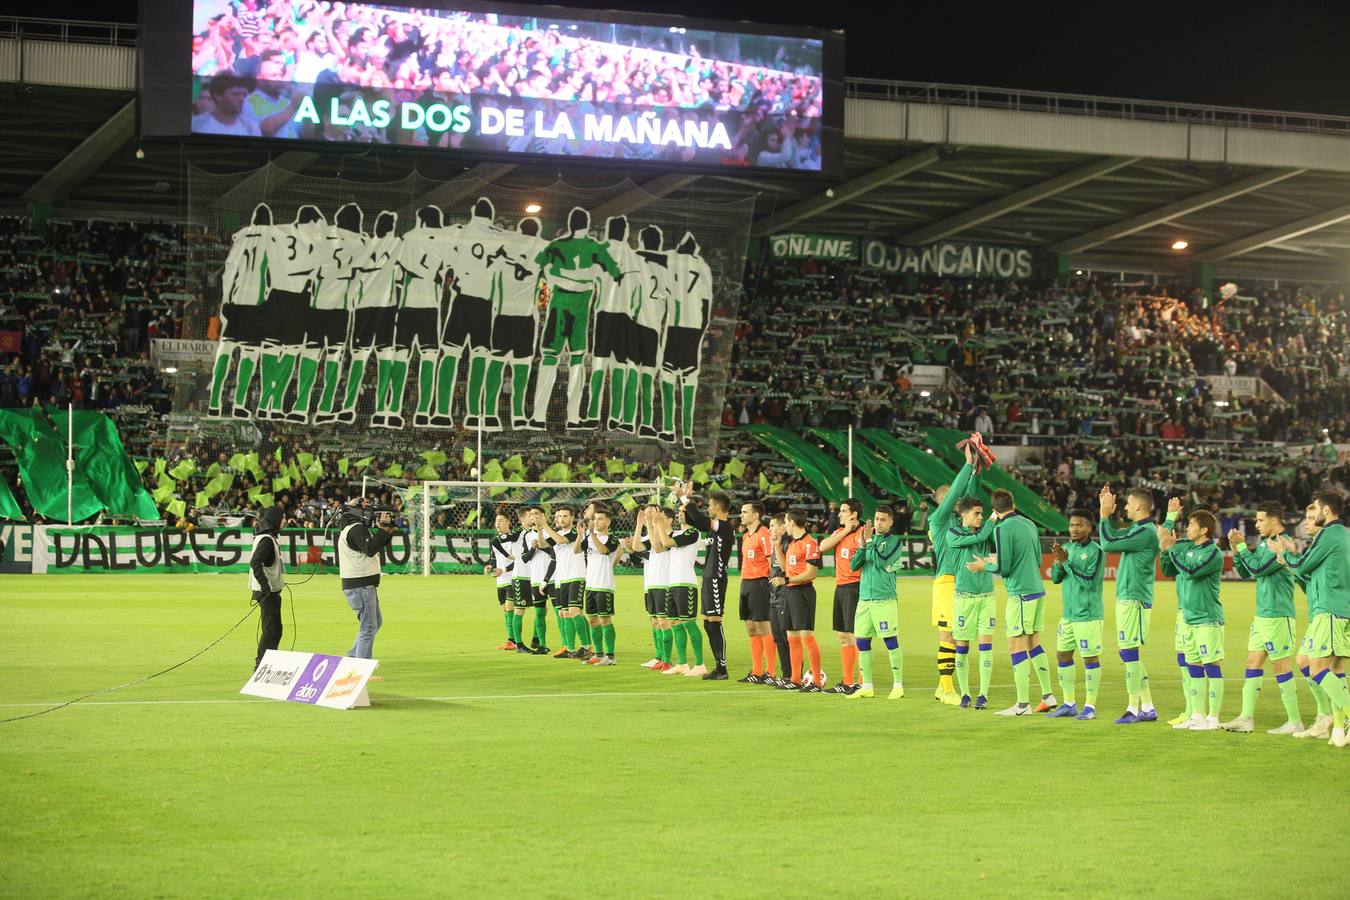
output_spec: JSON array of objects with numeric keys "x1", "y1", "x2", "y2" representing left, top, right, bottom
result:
[{"x1": 2, "y1": 574, "x2": 1346, "y2": 897}]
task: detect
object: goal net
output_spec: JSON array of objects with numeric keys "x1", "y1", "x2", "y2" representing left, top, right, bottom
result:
[{"x1": 409, "y1": 480, "x2": 670, "y2": 576}]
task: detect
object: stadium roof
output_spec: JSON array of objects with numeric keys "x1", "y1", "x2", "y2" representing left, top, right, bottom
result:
[{"x1": 4, "y1": 17, "x2": 1350, "y2": 281}]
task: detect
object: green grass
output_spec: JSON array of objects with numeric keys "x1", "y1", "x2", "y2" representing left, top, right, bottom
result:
[{"x1": 1, "y1": 574, "x2": 1345, "y2": 897}]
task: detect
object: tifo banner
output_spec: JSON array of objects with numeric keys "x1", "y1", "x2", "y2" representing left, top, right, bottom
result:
[
  {"x1": 187, "y1": 167, "x2": 755, "y2": 455},
  {"x1": 769, "y1": 232, "x2": 1039, "y2": 278},
  {"x1": 242, "y1": 650, "x2": 377, "y2": 709}
]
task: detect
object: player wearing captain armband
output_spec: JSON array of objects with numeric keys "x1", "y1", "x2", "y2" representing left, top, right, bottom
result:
[
  {"x1": 1159, "y1": 506, "x2": 1226, "y2": 731},
  {"x1": 1047, "y1": 510, "x2": 1106, "y2": 721},
  {"x1": 1223, "y1": 501, "x2": 1303, "y2": 735},
  {"x1": 847, "y1": 505, "x2": 908, "y2": 700}
]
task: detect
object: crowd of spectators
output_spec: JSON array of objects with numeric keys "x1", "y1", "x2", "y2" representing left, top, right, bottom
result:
[{"x1": 2, "y1": 214, "x2": 1348, "y2": 533}]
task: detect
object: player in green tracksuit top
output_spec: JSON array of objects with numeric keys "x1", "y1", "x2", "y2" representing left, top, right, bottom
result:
[
  {"x1": 1159, "y1": 507, "x2": 1225, "y2": 731},
  {"x1": 1223, "y1": 500, "x2": 1303, "y2": 734},
  {"x1": 947, "y1": 497, "x2": 997, "y2": 709},
  {"x1": 848, "y1": 505, "x2": 908, "y2": 700},
  {"x1": 1047, "y1": 509, "x2": 1105, "y2": 721},
  {"x1": 1285, "y1": 504, "x2": 1333, "y2": 739},
  {"x1": 1098, "y1": 486, "x2": 1176, "y2": 724},
  {"x1": 1272, "y1": 490, "x2": 1350, "y2": 748},
  {"x1": 967, "y1": 489, "x2": 1054, "y2": 717},
  {"x1": 529, "y1": 206, "x2": 623, "y2": 430},
  {"x1": 928, "y1": 452, "x2": 979, "y2": 703}
]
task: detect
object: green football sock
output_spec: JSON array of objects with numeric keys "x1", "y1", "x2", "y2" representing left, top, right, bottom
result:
[
  {"x1": 1306, "y1": 670, "x2": 1330, "y2": 716},
  {"x1": 621, "y1": 365, "x2": 639, "y2": 426},
  {"x1": 858, "y1": 648, "x2": 873, "y2": 687},
  {"x1": 1241, "y1": 672, "x2": 1262, "y2": 719},
  {"x1": 503, "y1": 610, "x2": 513, "y2": 640},
  {"x1": 680, "y1": 383, "x2": 696, "y2": 437},
  {"x1": 575, "y1": 618, "x2": 592, "y2": 649},
  {"x1": 587, "y1": 369, "x2": 606, "y2": 420},
  {"x1": 650, "y1": 625, "x2": 660, "y2": 660},
  {"x1": 1208, "y1": 675, "x2": 1224, "y2": 720},
  {"x1": 1123, "y1": 658, "x2": 1141, "y2": 706},
  {"x1": 1188, "y1": 675, "x2": 1202, "y2": 718},
  {"x1": 209, "y1": 351, "x2": 232, "y2": 409},
  {"x1": 559, "y1": 615, "x2": 576, "y2": 651},
  {"x1": 465, "y1": 354, "x2": 486, "y2": 417},
  {"x1": 660, "y1": 378, "x2": 676, "y2": 432},
  {"x1": 316, "y1": 357, "x2": 341, "y2": 414},
  {"x1": 673, "y1": 620, "x2": 689, "y2": 665},
  {"x1": 1138, "y1": 661, "x2": 1154, "y2": 708},
  {"x1": 1278, "y1": 675, "x2": 1301, "y2": 723},
  {"x1": 1085, "y1": 663, "x2": 1100, "y2": 707},
  {"x1": 608, "y1": 367, "x2": 625, "y2": 421},
  {"x1": 1013, "y1": 655, "x2": 1030, "y2": 704},
  {"x1": 341, "y1": 357, "x2": 366, "y2": 413},
  {"x1": 293, "y1": 355, "x2": 319, "y2": 413},
  {"x1": 1057, "y1": 662, "x2": 1076, "y2": 706},
  {"x1": 603, "y1": 623, "x2": 616, "y2": 656},
  {"x1": 1180, "y1": 667, "x2": 1193, "y2": 715},
  {"x1": 687, "y1": 621, "x2": 705, "y2": 666},
  {"x1": 1031, "y1": 648, "x2": 1052, "y2": 696},
  {"x1": 483, "y1": 359, "x2": 505, "y2": 419},
  {"x1": 434, "y1": 353, "x2": 458, "y2": 416},
  {"x1": 887, "y1": 645, "x2": 903, "y2": 685},
  {"x1": 659, "y1": 627, "x2": 673, "y2": 663},
  {"x1": 954, "y1": 649, "x2": 970, "y2": 698},
  {"x1": 534, "y1": 608, "x2": 547, "y2": 646},
  {"x1": 512, "y1": 612, "x2": 524, "y2": 644},
  {"x1": 510, "y1": 364, "x2": 530, "y2": 420},
  {"x1": 415, "y1": 357, "x2": 436, "y2": 415},
  {"x1": 233, "y1": 354, "x2": 257, "y2": 407},
  {"x1": 978, "y1": 645, "x2": 992, "y2": 697}
]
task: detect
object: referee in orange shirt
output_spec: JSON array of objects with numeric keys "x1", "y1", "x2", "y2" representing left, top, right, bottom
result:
[
  {"x1": 736, "y1": 501, "x2": 775, "y2": 683},
  {"x1": 777, "y1": 508, "x2": 825, "y2": 692},
  {"x1": 820, "y1": 498, "x2": 864, "y2": 694}
]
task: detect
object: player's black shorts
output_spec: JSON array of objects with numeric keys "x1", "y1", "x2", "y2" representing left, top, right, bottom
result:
[
  {"x1": 783, "y1": 583, "x2": 817, "y2": 632},
  {"x1": 592, "y1": 311, "x2": 628, "y2": 363},
  {"x1": 645, "y1": 587, "x2": 668, "y2": 617},
  {"x1": 661, "y1": 325, "x2": 704, "y2": 374},
  {"x1": 395, "y1": 306, "x2": 439, "y2": 350},
  {"x1": 557, "y1": 580, "x2": 584, "y2": 609},
  {"x1": 511, "y1": 577, "x2": 533, "y2": 608},
  {"x1": 496, "y1": 584, "x2": 512, "y2": 605},
  {"x1": 585, "y1": 588, "x2": 616, "y2": 617},
  {"x1": 491, "y1": 313, "x2": 536, "y2": 359},
  {"x1": 220, "y1": 303, "x2": 264, "y2": 344},
  {"x1": 632, "y1": 323, "x2": 659, "y2": 367},
  {"x1": 701, "y1": 573, "x2": 727, "y2": 617},
  {"x1": 353, "y1": 306, "x2": 397, "y2": 348},
  {"x1": 833, "y1": 582, "x2": 861, "y2": 632},
  {"x1": 542, "y1": 583, "x2": 562, "y2": 609},
  {"x1": 739, "y1": 577, "x2": 771, "y2": 621},
  {"x1": 665, "y1": 585, "x2": 697, "y2": 620},
  {"x1": 259, "y1": 289, "x2": 311, "y2": 345},
  {"x1": 443, "y1": 294, "x2": 491, "y2": 349}
]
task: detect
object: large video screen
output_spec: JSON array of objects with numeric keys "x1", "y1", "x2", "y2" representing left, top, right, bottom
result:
[{"x1": 140, "y1": 0, "x2": 842, "y2": 173}]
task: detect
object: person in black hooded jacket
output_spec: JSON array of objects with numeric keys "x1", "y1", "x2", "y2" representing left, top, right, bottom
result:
[{"x1": 250, "y1": 506, "x2": 286, "y2": 668}]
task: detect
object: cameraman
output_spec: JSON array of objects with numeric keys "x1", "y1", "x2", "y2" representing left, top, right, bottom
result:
[
  {"x1": 338, "y1": 504, "x2": 398, "y2": 660},
  {"x1": 250, "y1": 506, "x2": 286, "y2": 669}
]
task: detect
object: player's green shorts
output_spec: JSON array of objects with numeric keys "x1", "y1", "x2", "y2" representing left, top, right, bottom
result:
[
  {"x1": 854, "y1": 600, "x2": 899, "y2": 640},
  {"x1": 1056, "y1": 619, "x2": 1104, "y2": 657},
  {"x1": 953, "y1": 591, "x2": 996, "y2": 641},
  {"x1": 540, "y1": 287, "x2": 592, "y2": 359},
  {"x1": 1005, "y1": 593, "x2": 1046, "y2": 638},
  {"x1": 1184, "y1": 622, "x2": 1225, "y2": 664},
  {"x1": 1301, "y1": 613, "x2": 1350, "y2": 660},
  {"x1": 1115, "y1": 600, "x2": 1151, "y2": 649},
  {"x1": 1174, "y1": 617, "x2": 1190, "y2": 653},
  {"x1": 1248, "y1": 616, "x2": 1296, "y2": 660}
]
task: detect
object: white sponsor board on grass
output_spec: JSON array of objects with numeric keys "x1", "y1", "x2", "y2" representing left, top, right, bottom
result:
[{"x1": 242, "y1": 650, "x2": 378, "y2": 709}]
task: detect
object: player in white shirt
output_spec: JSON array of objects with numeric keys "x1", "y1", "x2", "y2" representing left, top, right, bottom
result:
[
  {"x1": 335, "y1": 210, "x2": 398, "y2": 425},
  {"x1": 577, "y1": 503, "x2": 622, "y2": 666},
  {"x1": 434, "y1": 198, "x2": 507, "y2": 429},
  {"x1": 527, "y1": 507, "x2": 555, "y2": 653},
  {"x1": 658, "y1": 504, "x2": 708, "y2": 676},
  {"x1": 508, "y1": 508, "x2": 545, "y2": 655},
  {"x1": 209, "y1": 202, "x2": 273, "y2": 418},
  {"x1": 539, "y1": 506, "x2": 593, "y2": 659},
  {"x1": 481, "y1": 216, "x2": 546, "y2": 430},
  {"x1": 255, "y1": 205, "x2": 327, "y2": 420},
  {"x1": 486, "y1": 510, "x2": 520, "y2": 651},
  {"x1": 625, "y1": 505, "x2": 672, "y2": 670},
  {"x1": 288, "y1": 202, "x2": 363, "y2": 423},
  {"x1": 661, "y1": 232, "x2": 713, "y2": 450}
]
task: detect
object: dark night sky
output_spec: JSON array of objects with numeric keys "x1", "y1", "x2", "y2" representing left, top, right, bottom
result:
[{"x1": 41, "y1": 0, "x2": 1350, "y2": 115}]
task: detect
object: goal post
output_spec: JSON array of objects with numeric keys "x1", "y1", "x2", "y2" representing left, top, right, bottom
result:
[{"x1": 412, "y1": 480, "x2": 670, "y2": 577}]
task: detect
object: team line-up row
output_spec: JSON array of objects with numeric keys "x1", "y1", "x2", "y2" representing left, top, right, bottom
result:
[{"x1": 485, "y1": 447, "x2": 1350, "y2": 747}]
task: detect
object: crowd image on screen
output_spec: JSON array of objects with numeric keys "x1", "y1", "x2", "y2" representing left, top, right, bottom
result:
[{"x1": 189, "y1": 0, "x2": 824, "y2": 167}]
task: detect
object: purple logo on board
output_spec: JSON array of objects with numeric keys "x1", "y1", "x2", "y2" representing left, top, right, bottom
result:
[{"x1": 287, "y1": 654, "x2": 342, "y2": 704}]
